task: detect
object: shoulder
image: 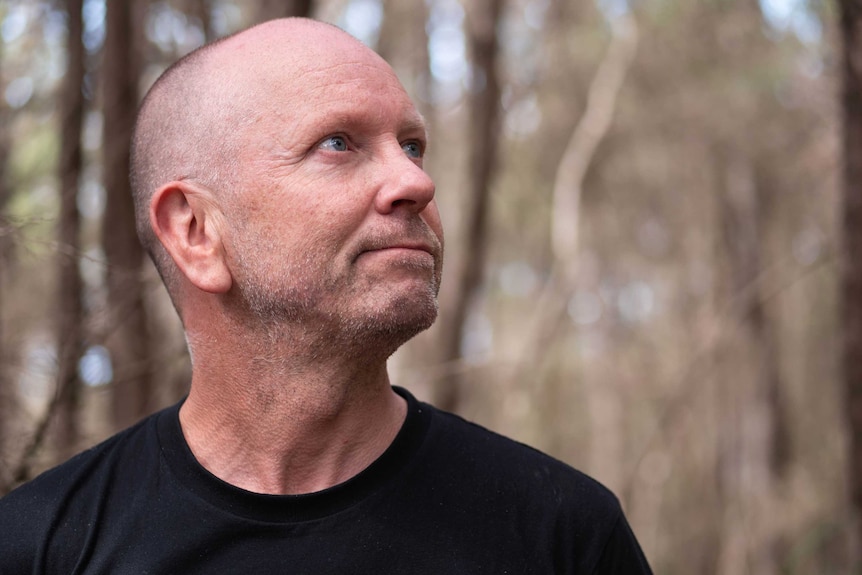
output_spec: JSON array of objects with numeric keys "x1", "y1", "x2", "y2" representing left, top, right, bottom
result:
[
  {"x1": 420, "y1": 400, "x2": 622, "y2": 524},
  {"x1": 0, "y1": 406, "x2": 174, "y2": 571},
  {"x1": 411, "y1": 400, "x2": 650, "y2": 573},
  {"x1": 4, "y1": 405, "x2": 168, "y2": 493},
  {"x1": 426, "y1": 403, "x2": 619, "y2": 506}
]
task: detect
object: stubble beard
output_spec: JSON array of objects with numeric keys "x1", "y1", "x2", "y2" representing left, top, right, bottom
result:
[
  {"x1": 232, "y1": 243, "x2": 441, "y2": 360},
  {"x1": 335, "y1": 267, "x2": 440, "y2": 357}
]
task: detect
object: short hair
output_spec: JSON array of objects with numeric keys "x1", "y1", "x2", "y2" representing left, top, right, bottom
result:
[{"x1": 129, "y1": 34, "x2": 242, "y2": 309}]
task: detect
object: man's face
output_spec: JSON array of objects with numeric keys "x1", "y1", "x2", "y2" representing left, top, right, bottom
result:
[{"x1": 216, "y1": 25, "x2": 443, "y2": 347}]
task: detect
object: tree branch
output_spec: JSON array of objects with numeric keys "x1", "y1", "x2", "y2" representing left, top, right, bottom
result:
[{"x1": 508, "y1": 16, "x2": 639, "y2": 386}]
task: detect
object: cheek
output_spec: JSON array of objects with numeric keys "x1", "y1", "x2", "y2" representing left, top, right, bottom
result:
[{"x1": 290, "y1": 172, "x2": 368, "y2": 224}]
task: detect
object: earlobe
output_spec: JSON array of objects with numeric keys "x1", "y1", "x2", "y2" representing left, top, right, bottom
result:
[{"x1": 150, "y1": 182, "x2": 232, "y2": 294}]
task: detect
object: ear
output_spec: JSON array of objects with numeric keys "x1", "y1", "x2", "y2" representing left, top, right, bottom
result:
[{"x1": 150, "y1": 181, "x2": 232, "y2": 294}]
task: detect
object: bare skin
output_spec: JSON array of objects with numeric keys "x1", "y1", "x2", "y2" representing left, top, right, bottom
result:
[{"x1": 145, "y1": 19, "x2": 443, "y2": 495}]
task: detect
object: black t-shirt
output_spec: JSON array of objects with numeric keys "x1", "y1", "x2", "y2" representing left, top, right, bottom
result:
[{"x1": 0, "y1": 387, "x2": 652, "y2": 574}]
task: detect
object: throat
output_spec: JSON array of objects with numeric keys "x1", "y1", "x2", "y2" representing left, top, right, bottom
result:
[{"x1": 178, "y1": 375, "x2": 407, "y2": 495}]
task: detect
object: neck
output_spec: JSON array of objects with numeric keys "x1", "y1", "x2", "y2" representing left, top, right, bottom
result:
[{"x1": 178, "y1": 320, "x2": 407, "y2": 495}]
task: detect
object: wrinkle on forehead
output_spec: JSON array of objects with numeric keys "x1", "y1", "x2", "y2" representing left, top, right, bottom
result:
[{"x1": 298, "y1": 69, "x2": 423, "y2": 123}]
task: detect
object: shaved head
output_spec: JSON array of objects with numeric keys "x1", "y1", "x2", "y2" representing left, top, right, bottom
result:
[{"x1": 130, "y1": 18, "x2": 369, "y2": 306}]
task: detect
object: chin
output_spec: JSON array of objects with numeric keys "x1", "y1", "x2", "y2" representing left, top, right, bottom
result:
[{"x1": 339, "y1": 290, "x2": 439, "y2": 355}]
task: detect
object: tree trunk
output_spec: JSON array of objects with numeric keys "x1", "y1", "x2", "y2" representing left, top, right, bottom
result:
[
  {"x1": 520, "y1": 14, "x2": 637, "y2": 368},
  {"x1": 52, "y1": 0, "x2": 87, "y2": 461},
  {"x1": 434, "y1": 0, "x2": 504, "y2": 412},
  {"x1": 103, "y1": 0, "x2": 152, "y2": 431},
  {"x1": 715, "y1": 149, "x2": 781, "y2": 575},
  {"x1": 501, "y1": 15, "x2": 637, "y2": 468},
  {"x1": 839, "y1": 0, "x2": 862, "y2": 551},
  {"x1": 554, "y1": 14, "x2": 637, "y2": 492},
  {"x1": 181, "y1": 0, "x2": 215, "y2": 41},
  {"x1": 255, "y1": 0, "x2": 314, "y2": 22},
  {"x1": 0, "y1": 25, "x2": 11, "y2": 473},
  {"x1": 377, "y1": 0, "x2": 432, "y2": 121}
]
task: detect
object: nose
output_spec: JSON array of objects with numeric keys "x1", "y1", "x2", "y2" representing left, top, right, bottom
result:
[{"x1": 373, "y1": 145, "x2": 436, "y2": 215}]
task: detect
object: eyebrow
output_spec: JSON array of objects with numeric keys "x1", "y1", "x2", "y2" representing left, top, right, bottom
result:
[
  {"x1": 400, "y1": 112, "x2": 430, "y2": 143},
  {"x1": 404, "y1": 111, "x2": 428, "y2": 132},
  {"x1": 311, "y1": 106, "x2": 429, "y2": 141}
]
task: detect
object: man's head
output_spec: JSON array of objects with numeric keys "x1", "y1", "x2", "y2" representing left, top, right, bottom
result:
[{"x1": 131, "y1": 18, "x2": 443, "y2": 353}]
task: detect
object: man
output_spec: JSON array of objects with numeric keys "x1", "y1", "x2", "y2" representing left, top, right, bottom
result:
[{"x1": 0, "y1": 18, "x2": 652, "y2": 574}]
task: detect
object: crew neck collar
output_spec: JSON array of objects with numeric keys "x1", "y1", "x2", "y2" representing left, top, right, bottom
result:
[{"x1": 155, "y1": 386, "x2": 432, "y2": 523}]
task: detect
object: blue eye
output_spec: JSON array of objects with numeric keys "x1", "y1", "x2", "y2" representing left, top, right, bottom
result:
[
  {"x1": 402, "y1": 141, "x2": 422, "y2": 159},
  {"x1": 320, "y1": 135, "x2": 348, "y2": 152}
]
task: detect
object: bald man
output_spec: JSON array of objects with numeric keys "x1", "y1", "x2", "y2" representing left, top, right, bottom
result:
[{"x1": 0, "y1": 19, "x2": 652, "y2": 574}]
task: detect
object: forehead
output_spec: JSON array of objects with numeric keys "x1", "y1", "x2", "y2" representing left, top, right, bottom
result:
[
  {"x1": 294, "y1": 63, "x2": 420, "y2": 124},
  {"x1": 215, "y1": 24, "x2": 424, "y2": 134}
]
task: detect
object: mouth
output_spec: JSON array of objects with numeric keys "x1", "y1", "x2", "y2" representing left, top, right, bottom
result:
[
  {"x1": 356, "y1": 245, "x2": 438, "y2": 268},
  {"x1": 365, "y1": 243, "x2": 435, "y2": 256},
  {"x1": 353, "y1": 234, "x2": 441, "y2": 262}
]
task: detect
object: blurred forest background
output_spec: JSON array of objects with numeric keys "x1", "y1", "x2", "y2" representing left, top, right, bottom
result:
[{"x1": 1, "y1": 0, "x2": 861, "y2": 572}]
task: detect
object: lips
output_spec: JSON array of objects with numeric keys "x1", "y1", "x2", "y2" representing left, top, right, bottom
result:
[
  {"x1": 356, "y1": 244, "x2": 439, "y2": 270},
  {"x1": 353, "y1": 232, "x2": 442, "y2": 263},
  {"x1": 366, "y1": 243, "x2": 435, "y2": 255}
]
